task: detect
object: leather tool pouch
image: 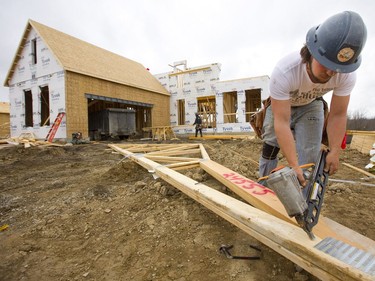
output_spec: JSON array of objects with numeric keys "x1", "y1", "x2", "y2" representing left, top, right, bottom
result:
[{"x1": 250, "y1": 97, "x2": 271, "y2": 139}]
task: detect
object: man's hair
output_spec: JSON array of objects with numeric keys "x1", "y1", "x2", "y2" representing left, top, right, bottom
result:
[{"x1": 300, "y1": 45, "x2": 311, "y2": 63}]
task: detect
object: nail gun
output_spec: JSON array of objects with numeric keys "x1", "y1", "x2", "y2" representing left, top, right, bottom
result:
[{"x1": 266, "y1": 150, "x2": 329, "y2": 240}]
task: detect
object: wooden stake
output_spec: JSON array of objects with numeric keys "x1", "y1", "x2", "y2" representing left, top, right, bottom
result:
[{"x1": 342, "y1": 163, "x2": 375, "y2": 178}]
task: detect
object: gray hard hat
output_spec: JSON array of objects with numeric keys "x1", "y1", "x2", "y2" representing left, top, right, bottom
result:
[{"x1": 306, "y1": 11, "x2": 367, "y2": 73}]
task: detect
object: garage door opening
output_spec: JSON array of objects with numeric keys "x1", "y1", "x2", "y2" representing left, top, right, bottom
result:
[{"x1": 86, "y1": 94, "x2": 153, "y2": 140}]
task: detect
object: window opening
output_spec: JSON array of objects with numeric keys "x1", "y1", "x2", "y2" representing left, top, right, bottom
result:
[
  {"x1": 40, "y1": 86, "x2": 50, "y2": 126},
  {"x1": 197, "y1": 96, "x2": 216, "y2": 128},
  {"x1": 24, "y1": 90, "x2": 33, "y2": 127},
  {"x1": 31, "y1": 38, "x2": 37, "y2": 64},
  {"x1": 245, "y1": 89, "x2": 262, "y2": 122},
  {"x1": 223, "y1": 91, "x2": 238, "y2": 123},
  {"x1": 177, "y1": 99, "x2": 185, "y2": 125},
  {"x1": 141, "y1": 108, "x2": 152, "y2": 128}
]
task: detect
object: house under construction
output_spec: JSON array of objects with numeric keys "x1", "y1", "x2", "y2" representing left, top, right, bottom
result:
[
  {"x1": 3, "y1": 20, "x2": 170, "y2": 141},
  {"x1": 154, "y1": 60, "x2": 269, "y2": 135}
]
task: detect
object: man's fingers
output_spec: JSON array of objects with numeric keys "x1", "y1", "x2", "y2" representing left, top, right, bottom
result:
[{"x1": 324, "y1": 163, "x2": 337, "y2": 175}]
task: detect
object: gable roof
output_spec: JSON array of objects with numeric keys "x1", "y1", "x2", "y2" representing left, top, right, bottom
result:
[{"x1": 4, "y1": 20, "x2": 169, "y2": 96}]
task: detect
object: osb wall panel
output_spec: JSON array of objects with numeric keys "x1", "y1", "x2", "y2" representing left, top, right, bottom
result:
[
  {"x1": 65, "y1": 72, "x2": 170, "y2": 138},
  {"x1": 350, "y1": 135, "x2": 375, "y2": 154},
  {"x1": 0, "y1": 113, "x2": 10, "y2": 138}
]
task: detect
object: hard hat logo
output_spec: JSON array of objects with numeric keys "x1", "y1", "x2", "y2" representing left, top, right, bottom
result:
[{"x1": 337, "y1": 47, "x2": 355, "y2": 63}]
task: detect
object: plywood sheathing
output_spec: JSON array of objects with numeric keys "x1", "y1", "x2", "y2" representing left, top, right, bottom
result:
[
  {"x1": 0, "y1": 102, "x2": 10, "y2": 138},
  {"x1": 65, "y1": 72, "x2": 170, "y2": 138},
  {"x1": 347, "y1": 130, "x2": 375, "y2": 154}
]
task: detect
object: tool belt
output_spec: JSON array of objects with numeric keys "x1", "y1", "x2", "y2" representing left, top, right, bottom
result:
[
  {"x1": 250, "y1": 97, "x2": 271, "y2": 139},
  {"x1": 250, "y1": 97, "x2": 329, "y2": 143}
]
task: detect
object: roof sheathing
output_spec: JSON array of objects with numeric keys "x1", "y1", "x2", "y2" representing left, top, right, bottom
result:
[{"x1": 4, "y1": 20, "x2": 169, "y2": 96}]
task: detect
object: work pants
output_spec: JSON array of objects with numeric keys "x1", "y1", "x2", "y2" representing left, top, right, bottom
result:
[{"x1": 259, "y1": 99, "x2": 324, "y2": 177}]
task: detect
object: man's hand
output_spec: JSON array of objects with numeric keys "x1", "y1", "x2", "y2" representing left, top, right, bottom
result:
[
  {"x1": 293, "y1": 166, "x2": 307, "y2": 187},
  {"x1": 324, "y1": 149, "x2": 340, "y2": 175}
]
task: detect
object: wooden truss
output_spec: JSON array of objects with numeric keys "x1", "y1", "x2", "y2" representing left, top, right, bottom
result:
[{"x1": 109, "y1": 143, "x2": 375, "y2": 281}]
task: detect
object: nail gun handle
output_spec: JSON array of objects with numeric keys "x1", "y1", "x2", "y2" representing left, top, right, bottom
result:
[{"x1": 303, "y1": 150, "x2": 329, "y2": 232}]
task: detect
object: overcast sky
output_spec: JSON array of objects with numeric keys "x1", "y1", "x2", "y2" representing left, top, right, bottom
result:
[{"x1": 1, "y1": 0, "x2": 374, "y2": 117}]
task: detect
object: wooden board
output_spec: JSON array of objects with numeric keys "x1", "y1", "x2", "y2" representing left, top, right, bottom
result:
[
  {"x1": 188, "y1": 134, "x2": 254, "y2": 140},
  {"x1": 342, "y1": 162, "x2": 375, "y2": 178},
  {"x1": 199, "y1": 159, "x2": 374, "y2": 251}
]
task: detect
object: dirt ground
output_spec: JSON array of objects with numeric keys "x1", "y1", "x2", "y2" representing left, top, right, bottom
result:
[{"x1": 0, "y1": 137, "x2": 374, "y2": 281}]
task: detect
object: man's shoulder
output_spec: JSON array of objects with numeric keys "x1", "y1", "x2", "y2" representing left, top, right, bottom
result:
[{"x1": 275, "y1": 51, "x2": 303, "y2": 73}]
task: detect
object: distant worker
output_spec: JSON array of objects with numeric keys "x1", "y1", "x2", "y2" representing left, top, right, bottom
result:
[
  {"x1": 259, "y1": 11, "x2": 367, "y2": 186},
  {"x1": 193, "y1": 112, "x2": 203, "y2": 138}
]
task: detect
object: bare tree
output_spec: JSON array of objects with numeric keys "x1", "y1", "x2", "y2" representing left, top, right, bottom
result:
[{"x1": 347, "y1": 109, "x2": 375, "y2": 131}]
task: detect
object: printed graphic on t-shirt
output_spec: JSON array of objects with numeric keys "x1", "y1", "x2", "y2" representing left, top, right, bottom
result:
[{"x1": 289, "y1": 87, "x2": 334, "y2": 106}]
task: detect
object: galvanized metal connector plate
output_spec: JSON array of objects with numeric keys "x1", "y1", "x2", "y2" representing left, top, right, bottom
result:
[{"x1": 314, "y1": 237, "x2": 375, "y2": 276}]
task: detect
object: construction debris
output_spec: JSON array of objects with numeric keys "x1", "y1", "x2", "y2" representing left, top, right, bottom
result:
[
  {"x1": 1, "y1": 132, "x2": 64, "y2": 148},
  {"x1": 142, "y1": 126, "x2": 179, "y2": 141}
]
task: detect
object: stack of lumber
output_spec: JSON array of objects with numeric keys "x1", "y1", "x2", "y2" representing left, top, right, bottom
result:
[
  {"x1": 0, "y1": 133, "x2": 63, "y2": 148},
  {"x1": 143, "y1": 126, "x2": 179, "y2": 141}
]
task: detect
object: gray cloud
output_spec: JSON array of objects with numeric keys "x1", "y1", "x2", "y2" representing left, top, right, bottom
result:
[{"x1": 1, "y1": 0, "x2": 374, "y2": 116}]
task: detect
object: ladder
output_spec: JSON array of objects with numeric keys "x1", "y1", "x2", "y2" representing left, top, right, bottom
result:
[{"x1": 45, "y1": 112, "x2": 65, "y2": 142}]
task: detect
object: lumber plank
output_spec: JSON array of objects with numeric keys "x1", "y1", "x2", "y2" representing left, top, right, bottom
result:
[
  {"x1": 188, "y1": 135, "x2": 253, "y2": 140},
  {"x1": 342, "y1": 162, "x2": 375, "y2": 178},
  {"x1": 146, "y1": 148, "x2": 201, "y2": 156},
  {"x1": 168, "y1": 163, "x2": 200, "y2": 171},
  {"x1": 145, "y1": 155, "x2": 201, "y2": 163},
  {"x1": 199, "y1": 159, "x2": 369, "y2": 250},
  {"x1": 346, "y1": 130, "x2": 375, "y2": 136},
  {"x1": 200, "y1": 159, "x2": 292, "y2": 222},
  {"x1": 164, "y1": 160, "x2": 201, "y2": 168},
  {"x1": 199, "y1": 144, "x2": 210, "y2": 160},
  {"x1": 147, "y1": 144, "x2": 199, "y2": 151}
]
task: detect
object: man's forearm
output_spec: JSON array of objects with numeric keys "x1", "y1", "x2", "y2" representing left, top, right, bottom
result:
[
  {"x1": 274, "y1": 121, "x2": 299, "y2": 168},
  {"x1": 326, "y1": 114, "x2": 347, "y2": 153}
]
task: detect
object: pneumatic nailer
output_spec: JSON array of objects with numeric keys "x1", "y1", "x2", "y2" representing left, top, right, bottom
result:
[{"x1": 266, "y1": 150, "x2": 329, "y2": 240}]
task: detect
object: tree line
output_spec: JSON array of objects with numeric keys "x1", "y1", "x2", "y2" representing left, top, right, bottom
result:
[{"x1": 346, "y1": 110, "x2": 375, "y2": 131}]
